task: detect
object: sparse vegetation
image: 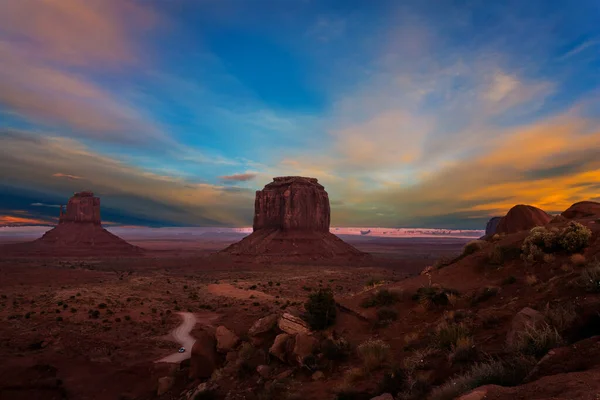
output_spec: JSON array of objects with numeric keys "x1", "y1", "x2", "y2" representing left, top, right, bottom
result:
[
  {"x1": 360, "y1": 289, "x2": 400, "y2": 308},
  {"x1": 502, "y1": 275, "x2": 517, "y2": 285},
  {"x1": 413, "y1": 286, "x2": 460, "y2": 309},
  {"x1": 470, "y1": 286, "x2": 499, "y2": 305},
  {"x1": 462, "y1": 240, "x2": 487, "y2": 256},
  {"x1": 376, "y1": 307, "x2": 398, "y2": 323},
  {"x1": 508, "y1": 323, "x2": 564, "y2": 357},
  {"x1": 402, "y1": 347, "x2": 436, "y2": 373},
  {"x1": 304, "y1": 288, "x2": 337, "y2": 330},
  {"x1": 357, "y1": 338, "x2": 390, "y2": 371},
  {"x1": 322, "y1": 336, "x2": 351, "y2": 361},
  {"x1": 365, "y1": 278, "x2": 383, "y2": 288},
  {"x1": 543, "y1": 303, "x2": 577, "y2": 333},
  {"x1": 521, "y1": 222, "x2": 592, "y2": 263},
  {"x1": 433, "y1": 256, "x2": 454, "y2": 270},
  {"x1": 449, "y1": 336, "x2": 477, "y2": 364},
  {"x1": 433, "y1": 321, "x2": 470, "y2": 350},
  {"x1": 578, "y1": 259, "x2": 600, "y2": 292}
]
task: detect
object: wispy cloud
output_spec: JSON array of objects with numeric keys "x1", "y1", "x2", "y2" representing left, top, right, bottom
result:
[
  {"x1": 31, "y1": 203, "x2": 61, "y2": 208},
  {"x1": 559, "y1": 39, "x2": 600, "y2": 61},
  {"x1": 219, "y1": 173, "x2": 258, "y2": 182},
  {"x1": 52, "y1": 173, "x2": 83, "y2": 180}
]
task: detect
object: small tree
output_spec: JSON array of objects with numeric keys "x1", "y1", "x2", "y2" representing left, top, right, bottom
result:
[{"x1": 304, "y1": 288, "x2": 337, "y2": 330}]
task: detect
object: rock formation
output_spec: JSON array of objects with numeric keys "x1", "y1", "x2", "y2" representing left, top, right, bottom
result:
[
  {"x1": 220, "y1": 176, "x2": 367, "y2": 261},
  {"x1": 495, "y1": 204, "x2": 552, "y2": 235},
  {"x1": 1, "y1": 191, "x2": 141, "y2": 255},
  {"x1": 561, "y1": 201, "x2": 600, "y2": 219},
  {"x1": 485, "y1": 216, "x2": 502, "y2": 236}
]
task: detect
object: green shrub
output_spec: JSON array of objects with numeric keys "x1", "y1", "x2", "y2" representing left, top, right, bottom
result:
[
  {"x1": 434, "y1": 321, "x2": 470, "y2": 350},
  {"x1": 558, "y1": 222, "x2": 592, "y2": 254},
  {"x1": 360, "y1": 289, "x2": 400, "y2": 308},
  {"x1": 304, "y1": 288, "x2": 337, "y2": 330},
  {"x1": 462, "y1": 240, "x2": 487, "y2": 256},
  {"x1": 357, "y1": 338, "x2": 390, "y2": 371}
]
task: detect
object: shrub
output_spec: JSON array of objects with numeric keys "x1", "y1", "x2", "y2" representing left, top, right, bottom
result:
[
  {"x1": 543, "y1": 253, "x2": 556, "y2": 264},
  {"x1": 470, "y1": 286, "x2": 499, "y2": 305},
  {"x1": 322, "y1": 336, "x2": 351, "y2": 361},
  {"x1": 378, "y1": 367, "x2": 407, "y2": 395},
  {"x1": 578, "y1": 260, "x2": 600, "y2": 293},
  {"x1": 402, "y1": 347, "x2": 436, "y2": 373},
  {"x1": 376, "y1": 307, "x2": 398, "y2": 322},
  {"x1": 357, "y1": 339, "x2": 390, "y2": 371},
  {"x1": 360, "y1": 289, "x2": 400, "y2": 308},
  {"x1": 434, "y1": 321, "x2": 470, "y2": 350},
  {"x1": 413, "y1": 286, "x2": 460, "y2": 309},
  {"x1": 508, "y1": 323, "x2": 563, "y2": 357},
  {"x1": 543, "y1": 303, "x2": 577, "y2": 333},
  {"x1": 365, "y1": 278, "x2": 383, "y2": 288},
  {"x1": 304, "y1": 288, "x2": 337, "y2": 330},
  {"x1": 403, "y1": 332, "x2": 420, "y2": 350},
  {"x1": 433, "y1": 256, "x2": 454, "y2": 270},
  {"x1": 525, "y1": 274, "x2": 539, "y2": 286},
  {"x1": 449, "y1": 336, "x2": 477, "y2": 364},
  {"x1": 501, "y1": 275, "x2": 517, "y2": 285},
  {"x1": 428, "y1": 356, "x2": 536, "y2": 400},
  {"x1": 462, "y1": 240, "x2": 487, "y2": 256},
  {"x1": 558, "y1": 222, "x2": 592, "y2": 254}
]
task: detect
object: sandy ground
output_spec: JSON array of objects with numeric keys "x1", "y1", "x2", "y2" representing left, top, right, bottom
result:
[{"x1": 0, "y1": 230, "x2": 473, "y2": 400}]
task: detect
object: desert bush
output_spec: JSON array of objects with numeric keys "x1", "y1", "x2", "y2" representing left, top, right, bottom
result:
[
  {"x1": 433, "y1": 256, "x2": 455, "y2": 270},
  {"x1": 543, "y1": 253, "x2": 556, "y2": 264},
  {"x1": 543, "y1": 303, "x2": 577, "y2": 333},
  {"x1": 501, "y1": 275, "x2": 517, "y2": 285},
  {"x1": 470, "y1": 286, "x2": 500, "y2": 305},
  {"x1": 403, "y1": 332, "x2": 420, "y2": 350},
  {"x1": 365, "y1": 278, "x2": 383, "y2": 288},
  {"x1": 570, "y1": 253, "x2": 587, "y2": 266},
  {"x1": 462, "y1": 240, "x2": 487, "y2": 256},
  {"x1": 508, "y1": 322, "x2": 563, "y2": 357},
  {"x1": 525, "y1": 274, "x2": 539, "y2": 286},
  {"x1": 402, "y1": 347, "x2": 437, "y2": 373},
  {"x1": 357, "y1": 338, "x2": 390, "y2": 371},
  {"x1": 360, "y1": 289, "x2": 400, "y2": 308},
  {"x1": 304, "y1": 288, "x2": 337, "y2": 330},
  {"x1": 558, "y1": 222, "x2": 592, "y2": 254},
  {"x1": 428, "y1": 356, "x2": 536, "y2": 400},
  {"x1": 578, "y1": 260, "x2": 600, "y2": 293},
  {"x1": 378, "y1": 367, "x2": 407, "y2": 395},
  {"x1": 449, "y1": 336, "x2": 477, "y2": 364},
  {"x1": 376, "y1": 307, "x2": 398, "y2": 322},
  {"x1": 413, "y1": 286, "x2": 460, "y2": 309},
  {"x1": 434, "y1": 321, "x2": 470, "y2": 350},
  {"x1": 321, "y1": 337, "x2": 351, "y2": 361}
]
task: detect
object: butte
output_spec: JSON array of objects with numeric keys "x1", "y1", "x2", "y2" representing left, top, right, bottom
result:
[
  {"x1": 220, "y1": 176, "x2": 367, "y2": 262},
  {"x1": 1, "y1": 191, "x2": 141, "y2": 256}
]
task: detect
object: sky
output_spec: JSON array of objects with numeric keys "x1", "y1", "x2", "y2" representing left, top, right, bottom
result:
[{"x1": 1, "y1": 0, "x2": 600, "y2": 229}]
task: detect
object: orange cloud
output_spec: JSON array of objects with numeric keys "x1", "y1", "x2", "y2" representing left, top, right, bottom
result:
[
  {"x1": 0, "y1": 215, "x2": 51, "y2": 226},
  {"x1": 53, "y1": 173, "x2": 83, "y2": 180}
]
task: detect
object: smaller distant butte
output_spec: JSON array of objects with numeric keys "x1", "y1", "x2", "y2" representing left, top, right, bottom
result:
[
  {"x1": 0, "y1": 191, "x2": 141, "y2": 256},
  {"x1": 219, "y1": 176, "x2": 368, "y2": 263}
]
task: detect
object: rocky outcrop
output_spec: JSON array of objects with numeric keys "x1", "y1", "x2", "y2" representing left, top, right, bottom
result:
[
  {"x1": 293, "y1": 333, "x2": 318, "y2": 364},
  {"x1": 189, "y1": 331, "x2": 218, "y2": 379},
  {"x1": 485, "y1": 216, "x2": 502, "y2": 236},
  {"x1": 215, "y1": 326, "x2": 240, "y2": 353},
  {"x1": 562, "y1": 201, "x2": 600, "y2": 219},
  {"x1": 253, "y1": 176, "x2": 330, "y2": 232},
  {"x1": 1, "y1": 191, "x2": 141, "y2": 255},
  {"x1": 248, "y1": 314, "x2": 278, "y2": 346},
  {"x1": 269, "y1": 333, "x2": 293, "y2": 362},
  {"x1": 278, "y1": 313, "x2": 310, "y2": 335},
  {"x1": 495, "y1": 205, "x2": 552, "y2": 235},
  {"x1": 220, "y1": 177, "x2": 367, "y2": 261}
]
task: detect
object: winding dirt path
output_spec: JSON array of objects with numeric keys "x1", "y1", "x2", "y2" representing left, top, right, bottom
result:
[{"x1": 156, "y1": 312, "x2": 198, "y2": 363}]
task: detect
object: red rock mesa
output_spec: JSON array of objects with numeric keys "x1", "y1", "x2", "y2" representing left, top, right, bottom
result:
[
  {"x1": 495, "y1": 204, "x2": 552, "y2": 235},
  {"x1": 221, "y1": 176, "x2": 366, "y2": 261}
]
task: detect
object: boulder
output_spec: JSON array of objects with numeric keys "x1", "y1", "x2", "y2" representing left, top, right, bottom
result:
[
  {"x1": 269, "y1": 333, "x2": 293, "y2": 362},
  {"x1": 370, "y1": 394, "x2": 394, "y2": 400},
  {"x1": 256, "y1": 365, "x2": 271, "y2": 378},
  {"x1": 506, "y1": 307, "x2": 546, "y2": 348},
  {"x1": 495, "y1": 205, "x2": 551, "y2": 235},
  {"x1": 278, "y1": 313, "x2": 310, "y2": 335},
  {"x1": 189, "y1": 331, "x2": 218, "y2": 379},
  {"x1": 156, "y1": 376, "x2": 174, "y2": 396},
  {"x1": 215, "y1": 326, "x2": 240, "y2": 353},
  {"x1": 248, "y1": 314, "x2": 278, "y2": 346},
  {"x1": 293, "y1": 333, "x2": 318, "y2": 364}
]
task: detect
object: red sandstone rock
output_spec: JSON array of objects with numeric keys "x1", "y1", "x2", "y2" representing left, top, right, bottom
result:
[
  {"x1": 189, "y1": 331, "x2": 218, "y2": 379},
  {"x1": 562, "y1": 201, "x2": 600, "y2": 219},
  {"x1": 495, "y1": 204, "x2": 552, "y2": 235},
  {"x1": 59, "y1": 191, "x2": 101, "y2": 225},
  {"x1": 253, "y1": 176, "x2": 330, "y2": 232},
  {"x1": 221, "y1": 176, "x2": 367, "y2": 261}
]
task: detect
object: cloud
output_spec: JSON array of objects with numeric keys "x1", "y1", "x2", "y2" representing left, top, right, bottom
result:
[
  {"x1": 219, "y1": 173, "x2": 258, "y2": 182},
  {"x1": 559, "y1": 39, "x2": 600, "y2": 61},
  {"x1": 52, "y1": 173, "x2": 83, "y2": 180},
  {"x1": 0, "y1": 214, "x2": 53, "y2": 226},
  {"x1": 31, "y1": 203, "x2": 61, "y2": 208}
]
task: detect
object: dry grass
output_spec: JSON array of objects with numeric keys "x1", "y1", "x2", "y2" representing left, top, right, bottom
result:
[
  {"x1": 449, "y1": 336, "x2": 477, "y2": 364},
  {"x1": 402, "y1": 347, "x2": 437, "y2": 373},
  {"x1": 357, "y1": 339, "x2": 390, "y2": 371},
  {"x1": 579, "y1": 261, "x2": 600, "y2": 293},
  {"x1": 403, "y1": 332, "x2": 420, "y2": 350},
  {"x1": 462, "y1": 240, "x2": 487, "y2": 256},
  {"x1": 434, "y1": 321, "x2": 470, "y2": 350},
  {"x1": 543, "y1": 303, "x2": 577, "y2": 333},
  {"x1": 508, "y1": 323, "x2": 564, "y2": 357},
  {"x1": 560, "y1": 263, "x2": 573, "y2": 273},
  {"x1": 525, "y1": 275, "x2": 539, "y2": 286},
  {"x1": 570, "y1": 253, "x2": 587, "y2": 266}
]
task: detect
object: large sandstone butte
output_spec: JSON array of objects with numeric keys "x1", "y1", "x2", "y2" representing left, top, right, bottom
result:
[
  {"x1": 484, "y1": 216, "x2": 502, "y2": 236},
  {"x1": 495, "y1": 204, "x2": 552, "y2": 235},
  {"x1": 561, "y1": 201, "x2": 600, "y2": 220},
  {"x1": 221, "y1": 176, "x2": 366, "y2": 261},
  {"x1": 1, "y1": 192, "x2": 141, "y2": 255}
]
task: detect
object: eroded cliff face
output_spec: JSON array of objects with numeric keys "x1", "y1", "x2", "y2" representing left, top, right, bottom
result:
[
  {"x1": 485, "y1": 217, "x2": 502, "y2": 236},
  {"x1": 59, "y1": 191, "x2": 101, "y2": 225},
  {"x1": 253, "y1": 176, "x2": 330, "y2": 232}
]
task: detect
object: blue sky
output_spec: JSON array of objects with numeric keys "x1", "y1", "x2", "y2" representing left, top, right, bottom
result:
[{"x1": 1, "y1": 0, "x2": 599, "y2": 228}]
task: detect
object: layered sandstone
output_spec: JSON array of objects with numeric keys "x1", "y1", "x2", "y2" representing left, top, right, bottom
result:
[
  {"x1": 221, "y1": 177, "x2": 366, "y2": 261},
  {"x1": 485, "y1": 216, "x2": 502, "y2": 236},
  {"x1": 495, "y1": 204, "x2": 552, "y2": 235},
  {"x1": 561, "y1": 201, "x2": 600, "y2": 219}
]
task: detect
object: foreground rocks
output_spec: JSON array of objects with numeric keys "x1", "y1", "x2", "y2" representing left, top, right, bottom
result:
[
  {"x1": 190, "y1": 331, "x2": 218, "y2": 379},
  {"x1": 506, "y1": 307, "x2": 546, "y2": 347},
  {"x1": 215, "y1": 326, "x2": 240, "y2": 353}
]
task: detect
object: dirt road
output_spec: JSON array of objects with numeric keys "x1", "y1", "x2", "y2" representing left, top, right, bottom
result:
[{"x1": 156, "y1": 312, "x2": 198, "y2": 363}]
